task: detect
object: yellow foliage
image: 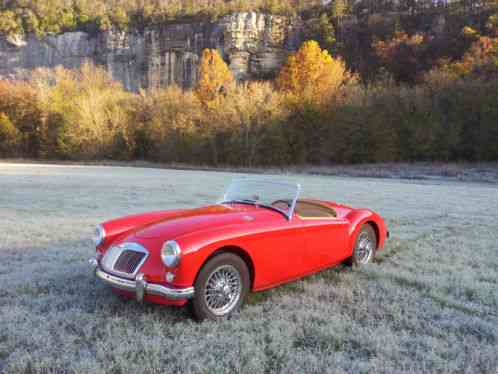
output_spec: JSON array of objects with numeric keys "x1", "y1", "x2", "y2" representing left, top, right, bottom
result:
[
  {"x1": 276, "y1": 40, "x2": 352, "y2": 104},
  {"x1": 427, "y1": 36, "x2": 498, "y2": 81},
  {"x1": 462, "y1": 26, "x2": 479, "y2": 39},
  {"x1": 0, "y1": 112, "x2": 20, "y2": 154},
  {"x1": 137, "y1": 85, "x2": 203, "y2": 161},
  {"x1": 32, "y1": 62, "x2": 133, "y2": 159},
  {"x1": 195, "y1": 49, "x2": 234, "y2": 107},
  {"x1": 216, "y1": 81, "x2": 286, "y2": 166}
]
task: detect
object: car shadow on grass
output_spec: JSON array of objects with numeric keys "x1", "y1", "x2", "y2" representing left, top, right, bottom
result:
[
  {"x1": 245, "y1": 236, "x2": 406, "y2": 307},
  {"x1": 246, "y1": 264, "x2": 351, "y2": 306},
  {"x1": 1, "y1": 241, "x2": 195, "y2": 323}
]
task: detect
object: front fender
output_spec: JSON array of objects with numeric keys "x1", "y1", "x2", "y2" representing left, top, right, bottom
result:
[
  {"x1": 98, "y1": 210, "x2": 185, "y2": 252},
  {"x1": 173, "y1": 226, "x2": 256, "y2": 288}
]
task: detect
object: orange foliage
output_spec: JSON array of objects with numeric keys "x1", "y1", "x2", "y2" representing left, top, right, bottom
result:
[
  {"x1": 195, "y1": 49, "x2": 234, "y2": 107},
  {"x1": 276, "y1": 40, "x2": 352, "y2": 104},
  {"x1": 433, "y1": 34, "x2": 498, "y2": 79},
  {"x1": 373, "y1": 32, "x2": 426, "y2": 84}
]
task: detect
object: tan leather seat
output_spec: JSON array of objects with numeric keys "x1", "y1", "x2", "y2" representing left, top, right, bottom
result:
[{"x1": 294, "y1": 200, "x2": 336, "y2": 219}]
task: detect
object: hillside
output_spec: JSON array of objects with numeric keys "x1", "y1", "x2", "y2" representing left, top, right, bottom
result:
[{"x1": 1, "y1": 1, "x2": 497, "y2": 87}]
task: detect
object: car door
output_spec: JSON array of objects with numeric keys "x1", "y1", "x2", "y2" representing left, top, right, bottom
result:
[
  {"x1": 246, "y1": 219, "x2": 313, "y2": 289},
  {"x1": 296, "y1": 216, "x2": 350, "y2": 271}
]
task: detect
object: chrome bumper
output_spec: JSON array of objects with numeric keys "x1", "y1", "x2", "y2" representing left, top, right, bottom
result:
[{"x1": 89, "y1": 258, "x2": 194, "y2": 302}]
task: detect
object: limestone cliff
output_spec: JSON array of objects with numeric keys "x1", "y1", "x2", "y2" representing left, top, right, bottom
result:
[{"x1": 0, "y1": 12, "x2": 304, "y2": 91}]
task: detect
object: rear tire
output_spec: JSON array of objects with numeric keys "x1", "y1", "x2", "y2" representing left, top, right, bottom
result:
[
  {"x1": 349, "y1": 224, "x2": 377, "y2": 268},
  {"x1": 191, "y1": 253, "x2": 250, "y2": 321}
]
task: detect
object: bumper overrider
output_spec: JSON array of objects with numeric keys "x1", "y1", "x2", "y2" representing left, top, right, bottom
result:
[{"x1": 89, "y1": 258, "x2": 194, "y2": 303}]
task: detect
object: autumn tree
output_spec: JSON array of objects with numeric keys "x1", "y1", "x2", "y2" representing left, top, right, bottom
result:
[
  {"x1": 435, "y1": 34, "x2": 498, "y2": 78},
  {"x1": 276, "y1": 40, "x2": 354, "y2": 163},
  {"x1": 0, "y1": 80, "x2": 43, "y2": 157},
  {"x1": 311, "y1": 13, "x2": 338, "y2": 54},
  {"x1": 0, "y1": 10, "x2": 22, "y2": 36},
  {"x1": 373, "y1": 32, "x2": 427, "y2": 84},
  {"x1": 276, "y1": 40, "x2": 352, "y2": 104},
  {"x1": 195, "y1": 49, "x2": 234, "y2": 107},
  {"x1": 194, "y1": 48, "x2": 234, "y2": 164},
  {"x1": 0, "y1": 112, "x2": 20, "y2": 156},
  {"x1": 222, "y1": 82, "x2": 285, "y2": 166},
  {"x1": 33, "y1": 63, "x2": 132, "y2": 159}
]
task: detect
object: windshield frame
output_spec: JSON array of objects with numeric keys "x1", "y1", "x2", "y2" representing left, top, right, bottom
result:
[{"x1": 219, "y1": 179, "x2": 302, "y2": 220}]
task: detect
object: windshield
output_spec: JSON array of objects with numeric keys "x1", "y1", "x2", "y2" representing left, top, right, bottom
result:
[{"x1": 220, "y1": 179, "x2": 301, "y2": 219}]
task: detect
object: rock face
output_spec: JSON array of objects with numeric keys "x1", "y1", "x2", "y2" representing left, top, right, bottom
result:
[{"x1": 0, "y1": 12, "x2": 303, "y2": 91}]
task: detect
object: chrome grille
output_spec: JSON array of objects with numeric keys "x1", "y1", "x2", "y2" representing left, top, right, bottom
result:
[
  {"x1": 114, "y1": 250, "x2": 146, "y2": 274},
  {"x1": 100, "y1": 243, "x2": 149, "y2": 279}
]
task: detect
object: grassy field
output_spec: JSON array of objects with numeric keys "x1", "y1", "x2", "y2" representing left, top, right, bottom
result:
[{"x1": 0, "y1": 163, "x2": 497, "y2": 373}]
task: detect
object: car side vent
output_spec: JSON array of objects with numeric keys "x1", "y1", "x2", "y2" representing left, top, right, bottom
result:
[{"x1": 114, "y1": 250, "x2": 147, "y2": 274}]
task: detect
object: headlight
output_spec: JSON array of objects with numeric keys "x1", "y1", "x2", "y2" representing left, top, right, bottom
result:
[
  {"x1": 161, "y1": 240, "x2": 181, "y2": 267},
  {"x1": 93, "y1": 224, "x2": 106, "y2": 246}
]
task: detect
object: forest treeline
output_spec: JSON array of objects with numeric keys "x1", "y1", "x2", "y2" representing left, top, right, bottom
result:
[
  {"x1": 0, "y1": 1, "x2": 497, "y2": 36},
  {"x1": 0, "y1": 0, "x2": 497, "y2": 165},
  {"x1": 1, "y1": 33, "x2": 497, "y2": 165}
]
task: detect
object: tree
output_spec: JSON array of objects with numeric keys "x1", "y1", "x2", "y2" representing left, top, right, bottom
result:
[
  {"x1": 276, "y1": 40, "x2": 352, "y2": 103},
  {"x1": 0, "y1": 112, "x2": 20, "y2": 155},
  {"x1": 0, "y1": 10, "x2": 22, "y2": 36},
  {"x1": 33, "y1": 63, "x2": 132, "y2": 159},
  {"x1": 194, "y1": 49, "x2": 234, "y2": 164},
  {"x1": 330, "y1": 0, "x2": 348, "y2": 20},
  {"x1": 195, "y1": 49, "x2": 234, "y2": 107},
  {"x1": 312, "y1": 13, "x2": 338, "y2": 54},
  {"x1": 373, "y1": 32, "x2": 427, "y2": 84},
  {"x1": 439, "y1": 35, "x2": 498, "y2": 78}
]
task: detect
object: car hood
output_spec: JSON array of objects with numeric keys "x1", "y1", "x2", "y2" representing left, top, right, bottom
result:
[{"x1": 130, "y1": 204, "x2": 276, "y2": 240}]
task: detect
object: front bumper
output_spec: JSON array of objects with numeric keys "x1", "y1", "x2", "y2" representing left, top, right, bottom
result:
[{"x1": 89, "y1": 258, "x2": 194, "y2": 303}]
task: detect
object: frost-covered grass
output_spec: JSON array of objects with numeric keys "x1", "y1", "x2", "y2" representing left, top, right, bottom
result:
[{"x1": 0, "y1": 163, "x2": 497, "y2": 374}]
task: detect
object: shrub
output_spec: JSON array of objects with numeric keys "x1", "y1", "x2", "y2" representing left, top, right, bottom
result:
[
  {"x1": 32, "y1": 63, "x2": 133, "y2": 160},
  {"x1": 212, "y1": 81, "x2": 287, "y2": 166},
  {"x1": 0, "y1": 80, "x2": 43, "y2": 157},
  {"x1": 0, "y1": 55, "x2": 497, "y2": 165},
  {"x1": 136, "y1": 85, "x2": 204, "y2": 163}
]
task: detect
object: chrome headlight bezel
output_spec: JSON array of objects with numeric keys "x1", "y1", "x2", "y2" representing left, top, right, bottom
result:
[
  {"x1": 93, "y1": 224, "x2": 106, "y2": 246},
  {"x1": 161, "y1": 240, "x2": 182, "y2": 268}
]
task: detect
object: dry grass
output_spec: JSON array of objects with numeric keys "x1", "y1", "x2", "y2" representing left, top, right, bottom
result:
[{"x1": 0, "y1": 163, "x2": 497, "y2": 373}]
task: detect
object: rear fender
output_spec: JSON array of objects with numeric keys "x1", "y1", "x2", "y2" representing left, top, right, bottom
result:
[{"x1": 346, "y1": 209, "x2": 387, "y2": 253}]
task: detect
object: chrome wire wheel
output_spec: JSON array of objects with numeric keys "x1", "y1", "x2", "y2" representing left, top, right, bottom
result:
[
  {"x1": 354, "y1": 231, "x2": 375, "y2": 265},
  {"x1": 204, "y1": 264, "x2": 242, "y2": 316}
]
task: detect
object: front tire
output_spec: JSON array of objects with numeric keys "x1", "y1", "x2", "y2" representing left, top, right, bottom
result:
[
  {"x1": 350, "y1": 224, "x2": 377, "y2": 267},
  {"x1": 191, "y1": 253, "x2": 250, "y2": 321}
]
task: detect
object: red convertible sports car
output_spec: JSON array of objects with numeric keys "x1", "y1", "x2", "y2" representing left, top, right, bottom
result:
[{"x1": 90, "y1": 179, "x2": 388, "y2": 320}]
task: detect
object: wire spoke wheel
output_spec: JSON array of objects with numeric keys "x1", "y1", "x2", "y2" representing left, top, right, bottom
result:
[
  {"x1": 204, "y1": 264, "x2": 242, "y2": 316},
  {"x1": 354, "y1": 229, "x2": 375, "y2": 265},
  {"x1": 192, "y1": 252, "x2": 250, "y2": 320}
]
